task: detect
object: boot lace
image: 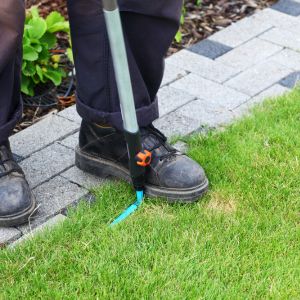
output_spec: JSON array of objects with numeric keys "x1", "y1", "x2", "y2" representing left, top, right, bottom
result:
[
  {"x1": 0, "y1": 146, "x2": 22, "y2": 178},
  {"x1": 141, "y1": 125, "x2": 177, "y2": 161}
]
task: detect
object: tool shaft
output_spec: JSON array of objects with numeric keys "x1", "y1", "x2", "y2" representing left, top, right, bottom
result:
[{"x1": 103, "y1": 6, "x2": 138, "y2": 134}]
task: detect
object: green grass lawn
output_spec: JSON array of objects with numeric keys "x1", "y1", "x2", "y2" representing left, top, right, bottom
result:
[{"x1": 1, "y1": 89, "x2": 300, "y2": 299}]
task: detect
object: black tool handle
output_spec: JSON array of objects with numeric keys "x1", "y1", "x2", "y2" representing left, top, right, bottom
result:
[{"x1": 123, "y1": 130, "x2": 145, "y2": 191}]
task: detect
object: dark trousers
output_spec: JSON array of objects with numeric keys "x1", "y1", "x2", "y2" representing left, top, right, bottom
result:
[{"x1": 0, "y1": 0, "x2": 182, "y2": 144}]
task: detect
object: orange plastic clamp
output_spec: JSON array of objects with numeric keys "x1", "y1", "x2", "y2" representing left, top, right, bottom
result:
[{"x1": 136, "y1": 150, "x2": 152, "y2": 167}]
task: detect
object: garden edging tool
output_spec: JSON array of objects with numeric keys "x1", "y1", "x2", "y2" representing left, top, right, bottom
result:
[{"x1": 102, "y1": 0, "x2": 152, "y2": 226}]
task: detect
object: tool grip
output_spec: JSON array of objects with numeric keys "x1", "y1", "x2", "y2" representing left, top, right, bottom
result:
[{"x1": 124, "y1": 130, "x2": 145, "y2": 190}]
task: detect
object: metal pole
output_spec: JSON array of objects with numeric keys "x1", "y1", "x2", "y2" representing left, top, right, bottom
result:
[{"x1": 103, "y1": 0, "x2": 139, "y2": 134}]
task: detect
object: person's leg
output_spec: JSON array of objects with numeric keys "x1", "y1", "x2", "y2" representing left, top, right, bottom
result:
[
  {"x1": 70, "y1": 0, "x2": 209, "y2": 201},
  {"x1": 0, "y1": 0, "x2": 36, "y2": 227},
  {"x1": 67, "y1": 0, "x2": 182, "y2": 130},
  {"x1": 0, "y1": 0, "x2": 24, "y2": 145}
]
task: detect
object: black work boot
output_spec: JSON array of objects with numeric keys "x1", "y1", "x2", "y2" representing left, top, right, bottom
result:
[
  {"x1": 0, "y1": 141, "x2": 36, "y2": 227},
  {"x1": 76, "y1": 121, "x2": 209, "y2": 202}
]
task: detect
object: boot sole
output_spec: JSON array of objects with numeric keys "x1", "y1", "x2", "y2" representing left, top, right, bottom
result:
[
  {"x1": 75, "y1": 146, "x2": 209, "y2": 202},
  {"x1": 0, "y1": 194, "x2": 37, "y2": 227}
]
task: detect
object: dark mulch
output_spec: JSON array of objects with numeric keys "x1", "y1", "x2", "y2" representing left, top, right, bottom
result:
[
  {"x1": 19, "y1": 0, "x2": 277, "y2": 133},
  {"x1": 169, "y1": 0, "x2": 278, "y2": 54}
]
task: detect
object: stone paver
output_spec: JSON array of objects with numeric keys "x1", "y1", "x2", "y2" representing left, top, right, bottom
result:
[
  {"x1": 279, "y1": 71, "x2": 300, "y2": 88},
  {"x1": 10, "y1": 114, "x2": 79, "y2": 157},
  {"x1": 20, "y1": 143, "x2": 75, "y2": 188},
  {"x1": 154, "y1": 111, "x2": 202, "y2": 138},
  {"x1": 217, "y1": 38, "x2": 282, "y2": 71},
  {"x1": 272, "y1": 0, "x2": 300, "y2": 16},
  {"x1": 171, "y1": 73, "x2": 249, "y2": 108},
  {"x1": 188, "y1": 39, "x2": 233, "y2": 59},
  {"x1": 269, "y1": 48, "x2": 300, "y2": 70},
  {"x1": 58, "y1": 131, "x2": 79, "y2": 150},
  {"x1": 234, "y1": 84, "x2": 290, "y2": 115},
  {"x1": 225, "y1": 60, "x2": 292, "y2": 96},
  {"x1": 23, "y1": 176, "x2": 88, "y2": 226},
  {"x1": 57, "y1": 105, "x2": 82, "y2": 124},
  {"x1": 6, "y1": 3, "x2": 300, "y2": 244},
  {"x1": 259, "y1": 27, "x2": 300, "y2": 51},
  {"x1": 0, "y1": 227, "x2": 21, "y2": 246},
  {"x1": 208, "y1": 15, "x2": 272, "y2": 47},
  {"x1": 161, "y1": 62, "x2": 188, "y2": 87},
  {"x1": 166, "y1": 50, "x2": 239, "y2": 83},
  {"x1": 60, "y1": 166, "x2": 106, "y2": 189},
  {"x1": 177, "y1": 99, "x2": 237, "y2": 128},
  {"x1": 158, "y1": 86, "x2": 195, "y2": 117}
]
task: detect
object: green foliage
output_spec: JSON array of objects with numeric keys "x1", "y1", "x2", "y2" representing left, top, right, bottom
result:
[
  {"x1": 175, "y1": 0, "x2": 202, "y2": 43},
  {"x1": 22, "y1": 7, "x2": 71, "y2": 96}
]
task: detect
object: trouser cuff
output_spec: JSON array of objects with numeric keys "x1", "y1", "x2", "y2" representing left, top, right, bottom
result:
[
  {"x1": 0, "y1": 101, "x2": 22, "y2": 144},
  {"x1": 76, "y1": 94, "x2": 159, "y2": 130}
]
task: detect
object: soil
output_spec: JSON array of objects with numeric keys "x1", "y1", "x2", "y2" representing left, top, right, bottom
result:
[{"x1": 19, "y1": 0, "x2": 277, "y2": 133}]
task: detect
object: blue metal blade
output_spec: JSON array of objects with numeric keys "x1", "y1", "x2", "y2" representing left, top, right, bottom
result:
[{"x1": 110, "y1": 190, "x2": 144, "y2": 227}]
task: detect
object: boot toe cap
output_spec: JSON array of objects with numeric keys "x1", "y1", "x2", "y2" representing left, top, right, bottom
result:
[
  {"x1": 159, "y1": 155, "x2": 207, "y2": 189},
  {"x1": 0, "y1": 177, "x2": 33, "y2": 217}
]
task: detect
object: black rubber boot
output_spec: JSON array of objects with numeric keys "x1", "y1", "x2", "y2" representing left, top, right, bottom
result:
[
  {"x1": 76, "y1": 121, "x2": 208, "y2": 202},
  {"x1": 0, "y1": 141, "x2": 36, "y2": 227}
]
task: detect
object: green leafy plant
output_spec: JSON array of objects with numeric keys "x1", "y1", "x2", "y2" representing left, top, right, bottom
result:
[
  {"x1": 175, "y1": 0, "x2": 202, "y2": 43},
  {"x1": 22, "y1": 7, "x2": 71, "y2": 96}
]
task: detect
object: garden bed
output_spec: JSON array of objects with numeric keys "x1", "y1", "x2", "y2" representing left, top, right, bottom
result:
[{"x1": 18, "y1": 0, "x2": 277, "y2": 134}]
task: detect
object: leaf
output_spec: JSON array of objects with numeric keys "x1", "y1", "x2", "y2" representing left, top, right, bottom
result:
[
  {"x1": 21, "y1": 75, "x2": 34, "y2": 96},
  {"x1": 43, "y1": 69, "x2": 63, "y2": 86},
  {"x1": 36, "y1": 65, "x2": 44, "y2": 82},
  {"x1": 40, "y1": 32, "x2": 57, "y2": 49},
  {"x1": 23, "y1": 61, "x2": 36, "y2": 76},
  {"x1": 30, "y1": 6, "x2": 40, "y2": 19},
  {"x1": 175, "y1": 31, "x2": 182, "y2": 43},
  {"x1": 47, "y1": 21, "x2": 70, "y2": 33},
  {"x1": 66, "y1": 48, "x2": 74, "y2": 64},
  {"x1": 27, "y1": 17, "x2": 47, "y2": 39},
  {"x1": 46, "y1": 11, "x2": 65, "y2": 28},
  {"x1": 32, "y1": 43, "x2": 42, "y2": 53},
  {"x1": 38, "y1": 47, "x2": 50, "y2": 61},
  {"x1": 23, "y1": 45, "x2": 39, "y2": 61}
]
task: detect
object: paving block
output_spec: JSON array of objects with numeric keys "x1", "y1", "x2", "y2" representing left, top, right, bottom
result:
[
  {"x1": 234, "y1": 84, "x2": 290, "y2": 114},
  {"x1": 269, "y1": 48, "x2": 300, "y2": 70},
  {"x1": 166, "y1": 50, "x2": 238, "y2": 83},
  {"x1": 0, "y1": 227, "x2": 21, "y2": 246},
  {"x1": 58, "y1": 131, "x2": 79, "y2": 150},
  {"x1": 279, "y1": 71, "x2": 300, "y2": 88},
  {"x1": 158, "y1": 86, "x2": 195, "y2": 117},
  {"x1": 171, "y1": 73, "x2": 249, "y2": 109},
  {"x1": 57, "y1": 105, "x2": 82, "y2": 124},
  {"x1": 60, "y1": 166, "x2": 106, "y2": 189},
  {"x1": 217, "y1": 38, "x2": 282, "y2": 70},
  {"x1": 173, "y1": 141, "x2": 188, "y2": 154},
  {"x1": 253, "y1": 8, "x2": 300, "y2": 30},
  {"x1": 225, "y1": 60, "x2": 292, "y2": 96},
  {"x1": 20, "y1": 143, "x2": 75, "y2": 188},
  {"x1": 208, "y1": 15, "x2": 273, "y2": 47},
  {"x1": 15, "y1": 214, "x2": 67, "y2": 244},
  {"x1": 176, "y1": 99, "x2": 236, "y2": 128},
  {"x1": 188, "y1": 39, "x2": 233, "y2": 59},
  {"x1": 21, "y1": 176, "x2": 88, "y2": 225},
  {"x1": 259, "y1": 27, "x2": 300, "y2": 51},
  {"x1": 272, "y1": 0, "x2": 300, "y2": 16},
  {"x1": 154, "y1": 112, "x2": 201, "y2": 138},
  {"x1": 161, "y1": 62, "x2": 187, "y2": 87},
  {"x1": 10, "y1": 114, "x2": 79, "y2": 157}
]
